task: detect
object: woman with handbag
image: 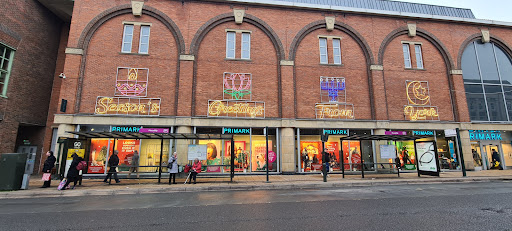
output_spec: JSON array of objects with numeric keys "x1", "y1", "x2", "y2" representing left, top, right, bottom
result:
[
  {"x1": 41, "y1": 151, "x2": 56, "y2": 188},
  {"x1": 168, "y1": 152, "x2": 178, "y2": 184},
  {"x1": 61, "y1": 153, "x2": 82, "y2": 190}
]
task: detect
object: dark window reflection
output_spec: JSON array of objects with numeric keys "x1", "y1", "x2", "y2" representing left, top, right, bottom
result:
[
  {"x1": 462, "y1": 41, "x2": 512, "y2": 121},
  {"x1": 496, "y1": 47, "x2": 512, "y2": 85},
  {"x1": 485, "y1": 85, "x2": 508, "y2": 121},
  {"x1": 476, "y1": 42, "x2": 500, "y2": 84},
  {"x1": 466, "y1": 93, "x2": 488, "y2": 121},
  {"x1": 461, "y1": 43, "x2": 481, "y2": 83}
]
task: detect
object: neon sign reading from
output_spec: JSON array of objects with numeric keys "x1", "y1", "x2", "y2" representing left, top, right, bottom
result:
[
  {"x1": 223, "y1": 72, "x2": 252, "y2": 100},
  {"x1": 315, "y1": 103, "x2": 354, "y2": 119},
  {"x1": 208, "y1": 100, "x2": 264, "y2": 118},
  {"x1": 403, "y1": 80, "x2": 439, "y2": 121},
  {"x1": 115, "y1": 67, "x2": 149, "y2": 97}
]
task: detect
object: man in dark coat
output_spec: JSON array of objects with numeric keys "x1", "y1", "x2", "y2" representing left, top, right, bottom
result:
[
  {"x1": 104, "y1": 150, "x2": 121, "y2": 184},
  {"x1": 62, "y1": 153, "x2": 82, "y2": 190},
  {"x1": 491, "y1": 149, "x2": 502, "y2": 170},
  {"x1": 41, "y1": 151, "x2": 56, "y2": 188}
]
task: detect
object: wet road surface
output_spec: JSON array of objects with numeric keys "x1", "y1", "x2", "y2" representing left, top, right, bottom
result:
[{"x1": 1, "y1": 181, "x2": 512, "y2": 230}]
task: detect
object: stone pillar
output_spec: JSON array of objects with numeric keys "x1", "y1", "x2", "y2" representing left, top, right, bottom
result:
[
  {"x1": 280, "y1": 127, "x2": 296, "y2": 173},
  {"x1": 370, "y1": 65, "x2": 388, "y2": 120},
  {"x1": 450, "y1": 71, "x2": 470, "y2": 122},
  {"x1": 175, "y1": 126, "x2": 192, "y2": 165},
  {"x1": 177, "y1": 56, "x2": 195, "y2": 116},
  {"x1": 280, "y1": 60, "x2": 295, "y2": 118},
  {"x1": 459, "y1": 129, "x2": 474, "y2": 170}
]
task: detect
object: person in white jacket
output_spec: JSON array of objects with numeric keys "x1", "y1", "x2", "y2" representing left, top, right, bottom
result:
[{"x1": 168, "y1": 152, "x2": 178, "y2": 184}]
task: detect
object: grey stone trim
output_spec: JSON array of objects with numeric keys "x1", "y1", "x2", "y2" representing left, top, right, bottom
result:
[
  {"x1": 450, "y1": 70, "x2": 463, "y2": 75},
  {"x1": 65, "y1": 48, "x2": 83, "y2": 55},
  {"x1": 180, "y1": 54, "x2": 195, "y2": 61},
  {"x1": 370, "y1": 65, "x2": 383, "y2": 71},
  {"x1": 280, "y1": 60, "x2": 294, "y2": 66}
]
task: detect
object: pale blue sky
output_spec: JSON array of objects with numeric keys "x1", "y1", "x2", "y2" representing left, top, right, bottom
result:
[{"x1": 394, "y1": 0, "x2": 512, "y2": 22}]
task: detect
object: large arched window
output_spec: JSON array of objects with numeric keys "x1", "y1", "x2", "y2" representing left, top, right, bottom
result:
[{"x1": 462, "y1": 41, "x2": 512, "y2": 121}]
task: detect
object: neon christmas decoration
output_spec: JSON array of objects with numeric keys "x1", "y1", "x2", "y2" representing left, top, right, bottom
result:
[
  {"x1": 115, "y1": 67, "x2": 149, "y2": 97},
  {"x1": 223, "y1": 72, "x2": 252, "y2": 100},
  {"x1": 208, "y1": 100, "x2": 265, "y2": 118},
  {"x1": 95, "y1": 97, "x2": 161, "y2": 116},
  {"x1": 315, "y1": 76, "x2": 354, "y2": 120},
  {"x1": 320, "y1": 77, "x2": 346, "y2": 102},
  {"x1": 403, "y1": 80, "x2": 439, "y2": 121}
]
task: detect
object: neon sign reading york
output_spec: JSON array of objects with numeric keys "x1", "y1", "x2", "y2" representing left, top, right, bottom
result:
[{"x1": 208, "y1": 100, "x2": 264, "y2": 118}]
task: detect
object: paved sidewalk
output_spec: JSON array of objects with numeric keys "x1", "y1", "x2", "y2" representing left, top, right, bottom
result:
[{"x1": 1, "y1": 170, "x2": 511, "y2": 199}]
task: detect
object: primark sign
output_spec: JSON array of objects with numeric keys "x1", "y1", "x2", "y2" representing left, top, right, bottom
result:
[{"x1": 469, "y1": 130, "x2": 503, "y2": 141}]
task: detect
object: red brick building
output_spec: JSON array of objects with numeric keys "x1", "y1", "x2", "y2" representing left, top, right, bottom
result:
[
  {"x1": 42, "y1": 0, "x2": 512, "y2": 176},
  {"x1": 0, "y1": 0, "x2": 69, "y2": 172}
]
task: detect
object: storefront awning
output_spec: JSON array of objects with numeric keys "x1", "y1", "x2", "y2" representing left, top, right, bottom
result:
[
  {"x1": 340, "y1": 134, "x2": 433, "y2": 141},
  {"x1": 67, "y1": 131, "x2": 234, "y2": 140}
]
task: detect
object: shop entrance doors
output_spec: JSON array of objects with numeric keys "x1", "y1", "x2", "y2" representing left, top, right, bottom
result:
[{"x1": 482, "y1": 143, "x2": 503, "y2": 170}]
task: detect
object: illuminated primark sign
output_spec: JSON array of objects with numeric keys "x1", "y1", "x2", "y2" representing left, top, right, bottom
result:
[
  {"x1": 323, "y1": 129, "x2": 348, "y2": 135},
  {"x1": 469, "y1": 130, "x2": 503, "y2": 140},
  {"x1": 223, "y1": 128, "x2": 250, "y2": 134},
  {"x1": 111, "y1": 126, "x2": 141, "y2": 132},
  {"x1": 413, "y1": 130, "x2": 434, "y2": 136}
]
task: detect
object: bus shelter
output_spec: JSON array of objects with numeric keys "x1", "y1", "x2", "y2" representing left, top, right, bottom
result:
[
  {"x1": 62, "y1": 132, "x2": 235, "y2": 182},
  {"x1": 339, "y1": 134, "x2": 438, "y2": 178}
]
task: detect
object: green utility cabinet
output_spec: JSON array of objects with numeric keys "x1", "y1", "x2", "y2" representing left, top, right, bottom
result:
[{"x1": 0, "y1": 153, "x2": 28, "y2": 190}]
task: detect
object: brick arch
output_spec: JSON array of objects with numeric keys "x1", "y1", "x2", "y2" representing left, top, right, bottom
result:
[
  {"x1": 73, "y1": 4, "x2": 185, "y2": 113},
  {"x1": 288, "y1": 20, "x2": 376, "y2": 119},
  {"x1": 377, "y1": 26, "x2": 454, "y2": 70},
  {"x1": 288, "y1": 20, "x2": 374, "y2": 64},
  {"x1": 189, "y1": 12, "x2": 285, "y2": 117},
  {"x1": 189, "y1": 13, "x2": 285, "y2": 59},
  {"x1": 457, "y1": 33, "x2": 512, "y2": 69},
  {"x1": 378, "y1": 26, "x2": 458, "y2": 121}
]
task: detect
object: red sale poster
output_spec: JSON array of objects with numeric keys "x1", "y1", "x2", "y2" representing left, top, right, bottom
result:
[
  {"x1": 325, "y1": 142, "x2": 340, "y2": 170},
  {"x1": 88, "y1": 139, "x2": 111, "y2": 174},
  {"x1": 114, "y1": 139, "x2": 140, "y2": 166}
]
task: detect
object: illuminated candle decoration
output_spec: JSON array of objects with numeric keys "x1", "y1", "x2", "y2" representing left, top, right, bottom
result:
[
  {"x1": 315, "y1": 76, "x2": 354, "y2": 120},
  {"x1": 320, "y1": 77, "x2": 346, "y2": 103},
  {"x1": 95, "y1": 96, "x2": 161, "y2": 116},
  {"x1": 403, "y1": 80, "x2": 439, "y2": 121},
  {"x1": 115, "y1": 67, "x2": 149, "y2": 97},
  {"x1": 223, "y1": 72, "x2": 252, "y2": 100},
  {"x1": 208, "y1": 100, "x2": 265, "y2": 118}
]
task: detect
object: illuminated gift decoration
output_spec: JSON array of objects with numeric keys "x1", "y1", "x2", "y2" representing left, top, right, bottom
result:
[
  {"x1": 95, "y1": 97, "x2": 161, "y2": 116},
  {"x1": 320, "y1": 77, "x2": 346, "y2": 102},
  {"x1": 94, "y1": 67, "x2": 161, "y2": 116},
  {"x1": 403, "y1": 81, "x2": 439, "y2": 121},
  {"x1": 316, "y1": 76, "x2": 354, "y2": 119},
  {"x1": 208, "y1": 100, "x2": 265, "y2": 118},
  {"x1": 223, "y1": 72, "x2": 252, "y2": 100},
  {"x1": 115, "y1": 68, "x2": 149, "y2": 97}
]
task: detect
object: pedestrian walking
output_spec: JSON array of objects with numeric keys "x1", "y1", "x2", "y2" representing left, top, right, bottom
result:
[
  {"x1": 168, "y1": 152, "x2": 178, "y2": 184},
  {"x1": 61, "y1": 153, "x2": 82, "y2": 190},
  {"x1": 41, "y1": 151, "x2": 56, "y2": 188},
  {"x1": 128, "y1": 150, "x2": 140, "y2": 178},
  {"x1": 491, "y1": 149, "x2": 503, "y2": 170},
  {"x1": 104, "y1": 150, "x2": 121, "y2": 184},
  {"x1": 189, "y1": 158, "x2": 202, "y2": 184}
]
